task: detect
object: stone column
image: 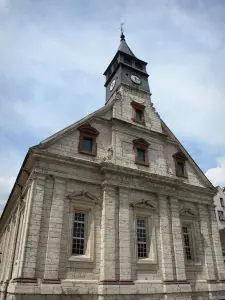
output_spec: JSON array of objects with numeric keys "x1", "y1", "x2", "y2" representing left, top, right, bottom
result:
[
  {"x1": 20, "y1": 174, "x2": 46, "y2": 279},
  {"x1": 198, "y1": 204, "x2": 216, "y2": 281},
  {"x1": 208, "y1": 204, "x2": 225, "y2": 280},
  {"x1": 43, "y1": 177, "x2": 66, "y2": 282},
  {"x1": 170, "y1": 197, "x2": 186, "y2": 281},
  {"x1": 118, "y1": 187, "x2": 132, "y2": 283},
  {"x1": 0, "y1": 225, "x2": 11, "y2": 282},
  {"x1": 5, "y1": 204, "x2": 21, "y2": 282},
  {"x1": 100, "y1": 184, "x2": 117, "y2": 282},
  {"x1": 0, "y1": 229, "x2": 8, "y2": 282},
  {"x1": 158, "y1": 195, "x2": 175, "y2": 282}
]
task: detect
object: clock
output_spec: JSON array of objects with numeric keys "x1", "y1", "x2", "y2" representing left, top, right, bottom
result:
[
  {"x1": 131, "y1": 75, "x2": 141, "y2": 85},
  {"x1": 110, "y1": 79, "x2": 116, "y2": 91}
]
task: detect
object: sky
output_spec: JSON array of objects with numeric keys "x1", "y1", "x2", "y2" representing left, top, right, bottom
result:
[{"x1": 1, "y1": 0, "x2": 225, "y2": 213}]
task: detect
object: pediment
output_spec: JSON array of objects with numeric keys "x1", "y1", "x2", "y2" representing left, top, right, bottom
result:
[
  {"x1": 180, "y1": 208, "x2": 196, "y2": 217},
  {"x1": 67, "y1": 190, "x2": 100, "y2": 205},
  {"x1": 131, "y1": 199, "x2": 156, "y2": 210}
]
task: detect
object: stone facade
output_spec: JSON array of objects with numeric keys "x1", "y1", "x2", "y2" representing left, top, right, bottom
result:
[
  {"x1": 1, "y1": 36, "x2": 225, "y2": 300},
  {"x1": 214, "y1": 186, "x2": 225, "y2": 230}
]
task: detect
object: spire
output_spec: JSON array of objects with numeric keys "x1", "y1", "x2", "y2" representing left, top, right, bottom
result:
[{"x1": 118, "y1": 24, "x2": 135, "y2": 57}]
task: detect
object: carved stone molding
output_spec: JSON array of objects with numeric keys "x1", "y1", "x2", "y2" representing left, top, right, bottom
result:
[{"x1": 67, "y1": 189, "x2": 101, "y2": 205}]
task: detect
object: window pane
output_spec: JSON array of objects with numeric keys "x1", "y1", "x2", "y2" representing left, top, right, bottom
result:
[
  {"x1": 182, "y1": 225, "x2": 192, "y2": 260},
  {"x1": 135, "y1": 109, "x2": 142, "y2": 121},
  {"x1": 137, "y1": 218, "x2": 148, "y2": 258},
  {"x1": 137, "y1": 148, "x2": 145, "y2": 161},
  {"x1": 72, "y1": 212, "x2": 86, "y2": 255},
  {"x1": 177, "y1": 162, "x2": 184, "y2": 175},
  {"x1": 83, "y1": 138, "x2": 93, "y2": 152}
]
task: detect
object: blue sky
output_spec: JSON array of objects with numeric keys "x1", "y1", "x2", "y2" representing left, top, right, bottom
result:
[{"x1": 1, "y1": 0, "x2": 225, "y2": 213}]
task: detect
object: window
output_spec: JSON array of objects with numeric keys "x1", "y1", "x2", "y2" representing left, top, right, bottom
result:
[
  {"x1": 218, "y1": 210, "x2": 225, "y2": 221},
  {"x1": 220, "y1": 198, "x2": 224, "y2": 207},
  {"x1": 173, "y1": 151, "x2": 188, "y2": 178},
  {"x1": 136, "y1": 218, "x2": 148, "y2": 258},
  {"x1": 182, "y1": 224, "x2": 193, "y2": 261},
  {"x1": 131, "y1": 101, "x2": 145, "y2": 124},
  {"x1": 78, "y1": 124, "x2": 99, "y2": 156},
  {"x1": 135, "y1": 62, "x2": 143, "y2": 70},
  {"x1": 72, "y1": 212, "x2": 86, "y2": 255},
  {"x1": 124, "y1": 55, "x2": 132, "y2": 65},
  {"x1": 133, "y1": 138, "x2": 149, "y2": 166}
]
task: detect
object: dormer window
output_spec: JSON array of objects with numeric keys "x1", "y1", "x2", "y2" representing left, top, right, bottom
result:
[
  {"x1": 173, "y1": 151, "x2": 188, "y2": 178},
  {"x1": 131, "y1": 101, "x2": 145, "y2": 124},
  {"x1": 78, "y1": 124, "x2": 99, "y2": 156},
  {"x1": 133, "y1": 138, "x2": 149, "y2": 166}
]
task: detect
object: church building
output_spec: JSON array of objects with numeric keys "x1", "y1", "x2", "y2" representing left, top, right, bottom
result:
[{"x1": 1, "y1": 32, "x2": 225, "y2": 300}]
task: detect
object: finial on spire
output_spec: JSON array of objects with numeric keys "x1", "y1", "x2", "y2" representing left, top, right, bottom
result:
[{"x1": 120, "y1": 21, "x2": 125, "y2": 41}]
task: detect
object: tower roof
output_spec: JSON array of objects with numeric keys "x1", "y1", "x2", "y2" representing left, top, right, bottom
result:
[{"x1": 118, "y1": 32, "x2": 135, "y2": 57}]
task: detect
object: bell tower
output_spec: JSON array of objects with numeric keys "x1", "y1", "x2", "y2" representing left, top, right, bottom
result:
[{"x1": 104, "y1": 31, "x2": 150, "y2": 103}]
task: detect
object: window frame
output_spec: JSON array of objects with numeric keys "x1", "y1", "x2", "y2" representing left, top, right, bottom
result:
[
  {"x1": 72, "y1": 211, "x2": 88, "y2": 256},
  {"x1": 218, "y1": 210, "x2": 225, "y2": 221},
  {"x1": 132, "y1": 202, "x2": 157, "y2": 265},
  {"x1": 182, "y1": 223, "x2": 194, "y2": 262},
  {"x1": 220, "y1": 198, "x2": 224, "y2": 207},
  {"x1": 133, "y1": 138, "x2": 149, "y2": 166},
  {"x1": 78, "y1": 124, "x2": 99, "y2": 156},
  {"x1": 67, "y1": 190, "x2": 100, "y2": 263},
  {"x1": 131, "y1": 101, "x2": 145, "y2": 125},
  {"x1": 173, "y1": 151, "x2": 188, "y2": 178},
  {"x1": 136, "y1": 217, "x2": 149, "y2": 259}
]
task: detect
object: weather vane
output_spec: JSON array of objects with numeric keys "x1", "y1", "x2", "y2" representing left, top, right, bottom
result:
[{"x1": 120, "y1": 21, "x2": 125, "y2": 40}]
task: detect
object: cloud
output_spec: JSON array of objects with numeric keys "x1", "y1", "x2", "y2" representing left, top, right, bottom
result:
[
  {"x1": 205, "y1": 157, "x2": 225, "y2": 187},
  {"x1": 1, "y1": 0, "x2": 225, "y2": 213}
]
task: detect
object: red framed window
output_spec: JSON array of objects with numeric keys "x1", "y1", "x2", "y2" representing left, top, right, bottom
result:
[
  {"x1": 131, "y1": 101, "x2": 145, "y2": 124},
  {"x1": 173, "y1": 151, "x2": 188, "y2": 178},
  {"x1": 133, "y1": 138, "x2": 149, "y2": 166},
  {"x1": 78, "y1": 124, "x2": 99, "y2": 156}
]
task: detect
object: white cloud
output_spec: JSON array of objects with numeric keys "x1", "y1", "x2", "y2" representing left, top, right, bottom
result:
[
  {"x1": 1, "y1": 0, "x2": 225, "y2": 213},
  {"x1": 205, "y1": 157, "x2": 225, "y2": 187}
]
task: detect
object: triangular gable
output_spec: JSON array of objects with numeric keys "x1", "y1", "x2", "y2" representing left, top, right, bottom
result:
[{"x1": 161, "y1": 120, "x2": 215, "y2": 189}]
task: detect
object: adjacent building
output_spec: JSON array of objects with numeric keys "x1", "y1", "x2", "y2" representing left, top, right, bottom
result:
[
  {"x1": 0, "y1": 32, "x2": 225, "y2": 300},
  {"x1": 214, "y1": 186, "x2": 225, "y2": 230}
]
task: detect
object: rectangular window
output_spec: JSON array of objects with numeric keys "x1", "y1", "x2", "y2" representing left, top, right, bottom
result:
[
  {"x1": 182, "y1": 225, "x2": 193, "y2": 261},
  {"x1": 82, "y1": 138, "x2": 93, "y2": 153},
  {"x1": 72, "y1": 212, "x2": 86, "y2": 255},
  {"x1": 218, "y1": 210, "x2": 225, "y2": 221},
  {"x1": 137, "y1": 148, "x2": 145, "y2": 162},
  {"x1": 220, "y1": 198, "x2": 224, "y2": 207},
  {"x1": 136, "y1": 218, "x2": 148, "y2": 258},
  {"x1": 177, "y1": 162, "x2": 184, "y2": 176},
  {"x1": 135, "y1": 109, "x2": 143, "y2": 122}
]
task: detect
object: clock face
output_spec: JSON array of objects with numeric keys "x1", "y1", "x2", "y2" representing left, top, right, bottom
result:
[
  {"x1": 131, "y1": 75, "x2": 141, "y2": 85},
  {"x1": 110, "y1": 79, "x2": 116, "y2": 91}
]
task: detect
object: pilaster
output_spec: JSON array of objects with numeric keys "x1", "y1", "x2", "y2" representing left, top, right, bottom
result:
[
  {"x1": 43, "y1": 177, "x2": 66, "y2": 282},
  {"x1": 170, "y1": 197, "x2": 186, "y2": 281},
  {"x1": 208, "y1": 204, "x2": 225, "y2": 280},
  {"x1": 4, "y1": 204, "x2": 21, "y2": 282},
  {"x1": 118, "y1": 187, "x2": 132, "y2": 282},
  {"x1": 20, "y1": 174, "x2": 46, "y2": 279},
  {"x1": 100, "y1": 183, "x2": 117, "y2": 282},
  {"x1": 198, "y1": 203, "x2": 216, "y2": 281},
  {"x1": 0, "y1": 225, "x2": 11, "y2": 282},
  {"x1": 158, "y1": 195, "x2": 175, "y2": 282}
]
